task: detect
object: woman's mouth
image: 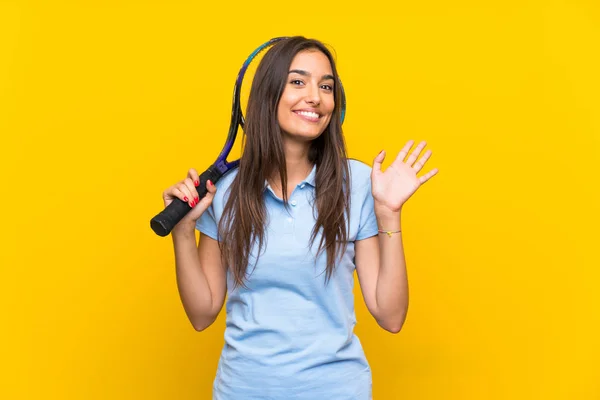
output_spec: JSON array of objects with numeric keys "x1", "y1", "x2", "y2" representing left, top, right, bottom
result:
[{"x1": 293, "y1": 110, "x2": 321, "y2": 123}]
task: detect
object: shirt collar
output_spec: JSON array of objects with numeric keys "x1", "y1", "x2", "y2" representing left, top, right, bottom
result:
[
  {"x1": 300, "y1": 164, "x2": 317, "y2": 187},
  {"x1": 264, "y1": 164, "x2": 317, "y2": 192}
]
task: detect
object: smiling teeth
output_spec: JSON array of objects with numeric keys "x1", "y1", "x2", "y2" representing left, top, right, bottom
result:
[{"x1": 297, "y1": 111, "x2": 319, "y2": 119}]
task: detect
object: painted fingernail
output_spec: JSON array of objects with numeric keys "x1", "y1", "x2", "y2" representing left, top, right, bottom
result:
[
  {"x1": 183, "y1": 196, "x2": 189, "y2": 202},
  {"x1": 194, "y1": 197, "x2": 199, "y2": 203},
  {"x1": 208, "y1": 180, "x2": 213, "y2": 187},
  {"x1": 194, "y1": 180, "x2": 199, "y2": 186}
]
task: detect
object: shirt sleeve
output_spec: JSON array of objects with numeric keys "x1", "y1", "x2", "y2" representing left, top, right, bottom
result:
[
  {"x1": 195, "y1": 204, "x2": 219, "y2": 241},
  {"x1": 355, "y1": 175, "x2": 379, "y2": 241}
]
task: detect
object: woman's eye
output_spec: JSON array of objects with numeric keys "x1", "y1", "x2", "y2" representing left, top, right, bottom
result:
[{"x1": 289, "y1": 80, "x2": 333, "y2": 91}]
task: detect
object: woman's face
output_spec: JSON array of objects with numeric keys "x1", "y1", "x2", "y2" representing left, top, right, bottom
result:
[{"x1": 276, "y1": 49, "x2": 335, "y2": 143}]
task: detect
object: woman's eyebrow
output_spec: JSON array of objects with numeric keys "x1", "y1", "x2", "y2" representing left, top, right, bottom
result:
[{"x1": 288, "y1": 69, "x2": 335, "y2": 81}]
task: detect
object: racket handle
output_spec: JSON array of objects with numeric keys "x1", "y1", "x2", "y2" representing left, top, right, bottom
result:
[{"x1": 150, "y1": 167, "x2": 221, "y2": 237}]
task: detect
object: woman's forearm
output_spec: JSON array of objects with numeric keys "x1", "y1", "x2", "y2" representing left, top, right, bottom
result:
[
  {"x1": 172, "y1": 223, "x2": 216, "y2": 331},
  {"x1": 374, "y1": 209, "x2": 409, "y2": 332}
]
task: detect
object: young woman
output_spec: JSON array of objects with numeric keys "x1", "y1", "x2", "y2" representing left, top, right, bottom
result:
[{"x1": 162, "y1": 36, "x2": 438, "y2": 399}]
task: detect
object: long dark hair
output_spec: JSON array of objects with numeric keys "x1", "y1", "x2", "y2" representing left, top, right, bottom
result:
[{"x1": 218, "y1": 36, "x2": 350, "y2": 288}]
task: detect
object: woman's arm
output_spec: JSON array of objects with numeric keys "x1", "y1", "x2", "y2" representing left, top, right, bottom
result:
[
  {"x1": 355, "y1": 210, "x2": 408, "y2": 334},
  {"x1": 172, "y1": 224, "x2": 227, "y2": 332},
  {"x1": 355, "y1": 140, "x2": 438, "y2": 333}
]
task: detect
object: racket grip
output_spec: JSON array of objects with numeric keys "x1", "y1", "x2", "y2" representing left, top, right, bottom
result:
[{"x1": 150, "y1": 168, "x2": 220, "y2": 237}]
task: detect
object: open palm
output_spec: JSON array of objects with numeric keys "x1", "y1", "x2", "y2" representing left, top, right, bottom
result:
[{"x1": 372, "y1": 140, "x2": 439, "y2": 212}]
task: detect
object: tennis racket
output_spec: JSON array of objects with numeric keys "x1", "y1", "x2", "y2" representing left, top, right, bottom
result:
[{"x1": 150, "y1": 37, "x2": 347, "y2": 237}]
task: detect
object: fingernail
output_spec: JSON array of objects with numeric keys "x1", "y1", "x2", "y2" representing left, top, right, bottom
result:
[
  {"x1": 194, "y1": 197, "x2": 199, "y2": 203},
  {"x1": 183, "y1": 196, "x2": 188, "y2": 202},
  {"x1": 208, "y1": 180, "x2": 213, "y2": 187},
  {"x1": 194, "y1": 180, "x2": 199, "y2": 186}
]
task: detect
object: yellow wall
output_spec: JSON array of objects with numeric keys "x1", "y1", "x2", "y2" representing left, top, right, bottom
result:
[{"x1": 2, "y1": 1, "x2": 599, "y2": 399}]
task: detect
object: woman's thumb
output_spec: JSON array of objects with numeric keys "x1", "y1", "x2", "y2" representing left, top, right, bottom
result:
[{"x1": 203, "y1": 180, "x2": 217, "y2": 201}]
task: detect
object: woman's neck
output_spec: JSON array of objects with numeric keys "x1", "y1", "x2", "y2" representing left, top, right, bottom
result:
[{"x1": 268, "y1": 140, "x2": 314, "y2": 199}]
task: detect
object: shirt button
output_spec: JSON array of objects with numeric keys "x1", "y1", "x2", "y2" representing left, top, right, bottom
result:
[
  {"x1": 300, "y1": 184, "x2": 305, "y2": 189},
  {"x1": 290, "y1": 200, "x2": 297, "y2": 206}
]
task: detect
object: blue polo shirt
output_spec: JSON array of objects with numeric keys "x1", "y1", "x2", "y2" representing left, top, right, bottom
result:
[{"x1": 196, "y1": 159, "x2": 379, "y2": 399}]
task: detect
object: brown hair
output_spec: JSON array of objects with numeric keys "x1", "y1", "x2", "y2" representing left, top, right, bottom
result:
[{"x1": 218, "y1": 36, "x2": 350, "y2": 288}]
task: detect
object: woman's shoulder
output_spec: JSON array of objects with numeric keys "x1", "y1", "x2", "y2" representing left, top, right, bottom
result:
[
  {"x1": 347, "y1": 158, "x2": 372, "y2": 174},
  {"x1": 346, "y1": 158, "x2": 373, "y2": 190},
  {"x1": 209, "y1": 166, "x2": 239, "y2": 209},
  {"x1": 214, "y1": 165, "x2": 239, "y2": 190}
]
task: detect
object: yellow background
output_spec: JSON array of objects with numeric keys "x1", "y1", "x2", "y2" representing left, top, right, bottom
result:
[{"x1": 1, "y1": 0, "x2": 599, "y2": 399}]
